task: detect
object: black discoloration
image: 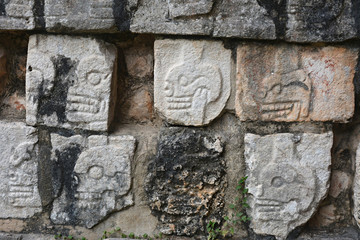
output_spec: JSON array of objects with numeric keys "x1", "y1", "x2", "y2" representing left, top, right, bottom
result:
[
  {"x1": 37, "y1": 55, "x2": 77, "y2": 124},
  {"x1": 352, "y1": 0, "x2": 360, "y2": 36},
  {"x1": 0, "y1": 0, "x2": 6, "y2": 16},
  {"x1": 53, "y1": 144, "x2": 82, "y2": 225},
  {"x1": 33, "y1": 0, "x2": 45, "y2": 29},
  {"x1": 113, "y1": 0, "x2": 130, "y2": 31},
  {"x1": 145, "y1": 128, "x2": 226, "y2": 236},
  {"x1": 256, "y1": 0, "x2": 287, "y2": 38}
]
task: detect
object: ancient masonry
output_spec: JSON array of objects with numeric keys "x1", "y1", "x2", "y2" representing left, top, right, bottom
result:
[{"x1": 2, "y1": 1, "x2": 360, "y2": 240}]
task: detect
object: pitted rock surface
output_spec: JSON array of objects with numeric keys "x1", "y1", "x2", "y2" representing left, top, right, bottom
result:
[
  {"x1": 26, "y1": 34, "x2": 117, "y2": 131},
  {"x1": 154, "y1": 39, "x2": 231, "y2": 126},
  {"x1": 0, "y1": 121, "x2": 41, "y2": 218},
  {"x1": 50, "y1": 133, "x2": 135, "y2": 228},
  {"x1": 145, "y1": 128, "x2": 226, "y2": 236},
  {"x1": 245, "y1": 132, "x2": 332, "y2": 240},
  {"x1": 0, "y1": 0, "x2": 36, "y2": 30},
  {"x1": 236, "y1": 43, "x2": 358, "y2": 122}
]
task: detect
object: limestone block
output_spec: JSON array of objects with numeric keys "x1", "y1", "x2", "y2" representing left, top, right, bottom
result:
[
  {"x1": 0, "y1": 121, "x2": 41, "y2": 218},
  {"x1": 236, "y1": 43, "x2": 358, "y2": 122},
  {"x1": 154, "y1": 39, "x2": 231, "y2": 126},
  {"x1": 0, "y1": 0, "x2": 35, "y2": 30},
  {"x1": 26, "y1": 34, "x2": 117, "y2": 131},
  {"x1": 285, "y1": 0, "x2": 356, "y2": 42},
  {"x1": 245, "y1": 132, "x2": 332, "y2": 239},
  {"x1": 44, "y1": 0, "x2": 122, "y2": 32},
  {"x1": 145, "y1": 128, "x2": 226, "y2": 236},
  {"x1": 50, "y1": 133, "x2": 136, "y2": 228},
  {"x1": 0, "y1": 45, "x2": 6, "y2": 96}
]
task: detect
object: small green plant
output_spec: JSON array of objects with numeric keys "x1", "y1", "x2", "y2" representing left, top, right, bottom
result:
[{"x1": 207, "y1": 176, "x2": 250, "y2": 240}]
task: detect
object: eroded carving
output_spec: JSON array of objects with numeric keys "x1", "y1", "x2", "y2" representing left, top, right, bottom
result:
[
  {"x1": 0, "y1": 122, "x2": 41, "y2": 218},
  {"x1": 26, "y1": 35, "x2": 117, "y2": 131},
  {"x1": 0, "y1": 0, "x2": 35, "y2": 29},
  {"x1": 167, "y1": 0, "x2": 214, "y2": 18},
  {"x1": 50, "y1": 134, "x2": 135, "y2": 228},
  {"x1": 155, "y1": 39, "x2": 231, "y2": 126},
  {"x1": 145, "y1": 128, "x2": 226, "y2": 236},
  {"x1": 245, "y1": 132, "x2": 332, "y2": 239}
]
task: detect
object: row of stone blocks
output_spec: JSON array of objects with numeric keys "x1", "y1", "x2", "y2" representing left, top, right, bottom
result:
[
  {"x1": 25, "y1": 35, "x2": 359, "y2": 131},
  {"x1": 0, "y1": 34, "x2": 359, "y2": 240},
  {"x1": 1, "y1": 0, "x2": 360, "y2": 42}
]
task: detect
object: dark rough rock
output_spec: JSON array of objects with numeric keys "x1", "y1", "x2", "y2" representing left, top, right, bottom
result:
[{"x1": 145, "y1": 127, "x2": 226, "y2": 236}]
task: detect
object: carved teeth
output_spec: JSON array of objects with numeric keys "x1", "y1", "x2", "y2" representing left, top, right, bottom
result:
[{"x1": 166, "y1": 97, "x2": 193, "y2": 110}]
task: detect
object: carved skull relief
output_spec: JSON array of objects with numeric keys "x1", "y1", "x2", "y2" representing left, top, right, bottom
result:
[{"x1": 245, "y1": 132, "x2": 332, "y2": 239}]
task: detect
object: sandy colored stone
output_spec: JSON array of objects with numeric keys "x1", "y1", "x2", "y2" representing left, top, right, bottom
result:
[
  {"x1": 245, "y1": 132, "x2": 332, "y2": 240},
  {"x1": 329, "y1": 170, "x2": 351, "y2": 198},
  {"x1": 26, "y1": 34, "x2": 117, "y2": 131},
  {"x1": 0, "y1": 0, "x2": 36, "y2": 30},
  {"x1": 50, "y1": 133, "x2": 136, "y2": 228},
  {"x1": 236, "y1": 43, "x2": 358, "y2": 122},
  {"x1": 125, "y1": 87, "x2": 153, "y2": 122},
  {"x1": 309, "y1": 204, "x2": 338, "y2": 228},
  {"x1": 124, "y1": 46, "x2": 153, "y2": 78},
  {"x1": 154, "y1": 39, "x2": 231, "y2": 126},
  {"x1": 0, "y1": 121, "x2": 41, "y2": 218}
]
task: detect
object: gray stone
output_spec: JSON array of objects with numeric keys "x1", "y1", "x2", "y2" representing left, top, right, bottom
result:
[
  {"x1": 145, "y1": 128, "x2": 226, "y2": 236},
  {"x1": 245, "y1": 132, "x2": 332, "y2": 240},
  {"x1": 154, "y1": 39, "x2": 231, "y2": 126},
  {"x1": 44, "y1": 0, "x2": 116, "y2": 32},
  {"x1": 0, "y1": 121, "x2": 41, "y2": 218},
  {"x1": 353, "y1": 143, "x2": 360, "y2": 229},
  {"x1": 26, "y1": 34, "x2": 117, "y2": 132},
  {"x1": 50, "y1": 133, "x2": 135, "y2": 228},
  {"x1": 0, "y1": 0, "x2": 36, "y2": 30}
]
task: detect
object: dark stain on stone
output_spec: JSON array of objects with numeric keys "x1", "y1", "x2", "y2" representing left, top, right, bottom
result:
[
  {"x1": 256, "y1": 0, "x2": 287, "y2": 38},
  {"x1": 33, "y1": 0, "x2": 45, "y2": 29},
  {"x1": 113, "y1": 0, "x2": 131, "y2": 31},
  {"x1": 352, "y1": 0, "x2": 360, "y2": 36},
  {"x1": 145, "y1": 128, "x2": 226, "y2": 236},
  {"x1": 53, "y1": 143, "x2": 82, "y2": 225},
  {"x1": 37, "y1": 55, "x2": 76, "y2": 124},
  {"x1": 0, "y1": 0, "x2": 6, "y2": 16}
]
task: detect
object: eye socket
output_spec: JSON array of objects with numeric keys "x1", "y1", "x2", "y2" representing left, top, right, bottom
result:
[{"x1": 271, "y1": 176, "x2": 285, "y2": 188}]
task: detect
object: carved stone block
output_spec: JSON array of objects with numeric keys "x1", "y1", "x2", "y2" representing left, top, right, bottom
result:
[
  {"x1": 245, "y1": 132, "x2": 332, "y2": 239},
  {"x1": 353, "y1": 143, "x2": 360, "y2": 229},
  {"x1": 236, "y1": 43, "x2": 358, "y2": 122},
  {"x1": 167, "y1": 0, "x2": 214, "y2": 18},
  {"x1": 50, "y1": 133, "x2": 135, "y2": 228},
  {"x1": 145, "y1": 128, "x2": 226, "y2": 236},
  {"x1": 0, "y1": 121, "x2": 41, "y2": 218},
  {"x1": 154, "y1": 39, "x2": 231, "y2": 126},
  {"x1": 26, "y1": 34, "x2": 117, "y2": 131},
  {"x1": 44, "y1": 0, "x2": 121, "y2": 32},
  {"x1": 0, "y1": 0, "x2": 35, "y2": 30}
]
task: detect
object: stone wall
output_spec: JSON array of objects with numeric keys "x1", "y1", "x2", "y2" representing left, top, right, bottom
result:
[{"x1": 1, "y1": 1, "x2": 360, "y2": 240}]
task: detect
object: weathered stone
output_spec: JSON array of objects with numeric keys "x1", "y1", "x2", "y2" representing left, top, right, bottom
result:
[
  {"x1": 308, "y1": 204, "x2": 338, "y2": 228},
  {"x1": 0, "y1": 45, "x2": 6, "y2": 96},
  {"x1": 0, "y1": 121, "x2": 41, "y2": 218},
  {"x1": 145, "y1": 128, "x2": 226, "y2": 236},
  {"x1": 44, "y1": 0, "x2": 119, "y2": 32},
  {"x1": 245, "y1": 132, "x2": 332, "y2": 240},
  {"x1": 124, "y1": 46, "x2": 153, "y2": 79},
  {"x1": 26, "y1": 34, "x2": 117, "y2": 131},
  {"x1": 352, "y1": 143, "x2": 360, "y2": 229},
  {"x1": 50, "y1": 133, "x2": 136, "y2": 228},
  {"x1": 154, "y1": 39, "x2": 231, "y2": 126},
  {"x1": 329, "y1": 170, "x2": 351, "y2": 198},
  {"x1": 0, "y1": 0, "x2": 36, "y2": 30},
  {"x1": 125, "y1": 87, "x2": 153, "y2": 123},
  {"x1": 285, "y1": 0, "x2": 356, "y2": 42},
  {"x1": 236, "y1": 43, "x2": 358, "y2": 122}
]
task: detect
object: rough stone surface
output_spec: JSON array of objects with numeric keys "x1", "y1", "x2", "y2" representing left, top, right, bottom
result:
[
  {"x1": 352, "y1": 142, "x2": 360, "y2": 229},
  {"x1": 26, "y1": 34, "x2": 117, "y2": 132},
  {"x1": 124, "y1": 46, "x2": 153, "y2": 79},
  {"x1": 154, "y1": 39, "x2": 231, "y2": 126},
  {"x1": 245, "y1": 132, "x2": 332, "y2": 240},
  {"x1": 0, "y1": 121, "x2": 41, "y2": 218},
  {"x1": 236, "y1": 43, "x2": 358, "y2": 122},
  {"x1": 145, "y1": 128, "x2": 226, "y2": 236},
  {"x1": 50, "y1": 133, "x2": 136, "y2": 228},
  {"x1": 44, "y1": 0, "x2": 115, "y2": 32},
  {"x1": 329, "y1": 170, "x2": 351, "y2": 198},
  {"x1": 0, "y1": 0, "x2": 36, "y2": 30},
  {"x1": 0, "y1": 45, "x2": 6, "y2": 96}
]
